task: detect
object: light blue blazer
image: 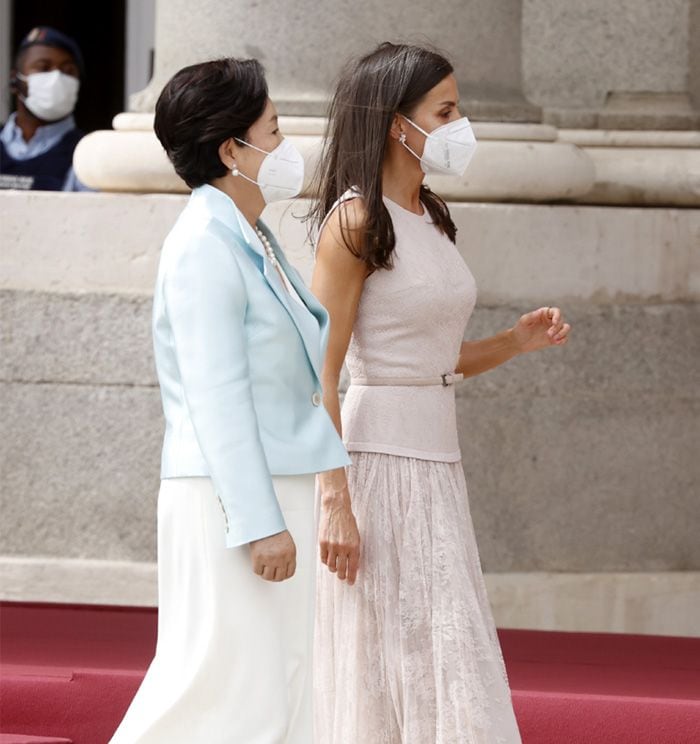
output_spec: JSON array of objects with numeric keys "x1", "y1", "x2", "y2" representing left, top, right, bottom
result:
[{"x1": 152, "y1": 184, "x2": 351, "y2": 547}]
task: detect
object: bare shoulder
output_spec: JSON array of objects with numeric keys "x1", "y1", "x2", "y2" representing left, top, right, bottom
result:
[
  {"x1": 312, "y1": 197, "x2": 369, "y2": 332},
  {"x1": 317, "y1": 197, "x2": 368, "y2": 266}
]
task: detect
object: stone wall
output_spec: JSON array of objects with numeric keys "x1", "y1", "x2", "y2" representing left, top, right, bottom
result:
[
  {"x1": 3, "y1": 0, "x2": 699, "y2": 638},
  {"x1": 134, "y1": 0, "x2": 537, "y2": 120},
  {"x1": 1, "y1": 191, "x2": 698, "y2": 634},
  {"x1": 523, "y1": 0, "x2": 699, "y2": 128},
  {"x1": 3, "y1": 291, "x2": 698, "y2": 573}
]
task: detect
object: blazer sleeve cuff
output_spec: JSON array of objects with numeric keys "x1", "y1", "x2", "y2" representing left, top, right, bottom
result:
[{"x1": 224, "y1": 505, "x2": 288, "y2": 548}]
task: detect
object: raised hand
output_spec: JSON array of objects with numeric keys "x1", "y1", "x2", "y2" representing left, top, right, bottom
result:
[{"x1": 512, "y1": 306, "x2": 571, "y2": 354}]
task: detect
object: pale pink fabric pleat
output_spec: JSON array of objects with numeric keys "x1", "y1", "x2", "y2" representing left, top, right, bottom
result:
[{"x1": 314, "y1": 452, "x2": 522, "y2": 744}]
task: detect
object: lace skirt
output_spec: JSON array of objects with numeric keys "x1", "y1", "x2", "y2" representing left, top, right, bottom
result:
[{"x1": 314, "y1": 452, "x2": 522, "y2": 744}]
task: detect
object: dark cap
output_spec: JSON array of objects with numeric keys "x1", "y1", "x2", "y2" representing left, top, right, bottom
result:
[{"x1": 18, "y1": 26, "x2": 85, "y2": 77}]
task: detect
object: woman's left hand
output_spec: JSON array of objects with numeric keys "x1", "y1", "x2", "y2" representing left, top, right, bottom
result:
[{"x1": 511, "y1": 306, "x2": 571, "y2": 354}]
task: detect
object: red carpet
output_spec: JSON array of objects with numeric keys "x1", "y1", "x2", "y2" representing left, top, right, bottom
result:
[
  {"x1": 1, "y1": 601, "x2": 699, "y2": 743},
  {"x1": 501, "y1": 629, "x2": 700, "y2": 743}
]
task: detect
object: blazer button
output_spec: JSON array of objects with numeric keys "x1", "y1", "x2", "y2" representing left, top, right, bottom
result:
[{"x1": 312, "y1": 391, "x2": 322, "y2": 407}]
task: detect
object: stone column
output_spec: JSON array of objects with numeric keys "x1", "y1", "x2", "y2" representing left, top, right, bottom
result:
[
  {"x1": 132, "y1": 0, "x2": 540, "y2": 122},
  {"x1": 75, "y1": 0, "x2": 596, "y2": 203},
  {"x1": 520, "y1": 0, "x2": 700, "y2": 206},
  {"x1": 523, "y1": 0, "x2": 700, "y2": 130}
]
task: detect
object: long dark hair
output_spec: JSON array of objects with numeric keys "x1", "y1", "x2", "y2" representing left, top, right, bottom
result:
[{"x1": 308, "y1": 42, "x2": 457, "y2": 271}]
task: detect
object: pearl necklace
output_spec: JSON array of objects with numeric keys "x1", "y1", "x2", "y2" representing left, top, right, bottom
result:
[{"x1": 255, "y1": 227, "x2": 278, "y2": 267}]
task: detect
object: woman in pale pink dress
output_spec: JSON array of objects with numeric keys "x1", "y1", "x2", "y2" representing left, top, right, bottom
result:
[{"x1": 310, "y1": 43, "x2": 571, "y2": 743}]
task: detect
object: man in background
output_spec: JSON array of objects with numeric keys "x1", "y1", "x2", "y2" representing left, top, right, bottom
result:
[{"x1": 0, "y1": 26, "x2": 90, "y2": 191}]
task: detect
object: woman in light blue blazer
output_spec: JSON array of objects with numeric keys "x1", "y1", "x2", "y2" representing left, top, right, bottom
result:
[{"x1": 109, "y1": 58, "x2": 350, "y2": 744}]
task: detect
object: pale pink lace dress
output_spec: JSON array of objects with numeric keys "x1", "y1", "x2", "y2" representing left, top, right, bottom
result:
[{"x1": 314, "y1": 194, "x2": 522, "y2": 743}]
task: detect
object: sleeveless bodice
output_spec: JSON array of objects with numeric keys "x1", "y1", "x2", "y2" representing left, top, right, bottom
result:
[{"x1": 341, "y1": 196, "x2": 477, "y2": 462}]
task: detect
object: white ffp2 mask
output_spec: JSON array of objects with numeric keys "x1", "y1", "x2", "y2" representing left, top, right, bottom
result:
[
  {"x1": 18, "y1": 69, "x2": 80, "y2": 122},
  {"x1": 233, "y1": 137, "x2": 305, "y2": 203},
  {"x1": 400, "y1": 115, "x2": 477, "y2": 177}
]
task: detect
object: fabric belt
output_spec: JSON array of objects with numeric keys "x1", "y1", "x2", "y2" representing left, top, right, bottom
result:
[{"x1": 350, "y1": 373, "x2": 464, "y2": 387}]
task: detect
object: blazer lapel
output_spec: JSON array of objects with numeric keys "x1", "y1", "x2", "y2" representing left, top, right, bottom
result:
[
  {"x1": 193, "y1": 186, "x2": 326, "y2": 381},
  {"x1": 256, "y1": 224, "x2": 325, "y2": 380},
  {"x1": 276, "y1": 250, "x2": 330, "y2": 351}
]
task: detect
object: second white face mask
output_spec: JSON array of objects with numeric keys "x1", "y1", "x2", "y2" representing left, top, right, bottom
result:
[
  {"x1": 401, "y1": 115, "x2": 477, "y2": 177},
  {"x1": 18, "y1": 69, "x2": 80, "y2": 122},
  {"x1": 233, "y1": 137, "x2": 305, "y2": 204}
]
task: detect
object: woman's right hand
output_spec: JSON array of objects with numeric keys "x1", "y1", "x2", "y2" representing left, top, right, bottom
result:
[
  {"x1": 249, "y1": 530, "x2": 296, "y2": 582},
  {"x1": 311, "y1": 201, "x2": 367, "y2": 588},
  {"x1": 318, "y1": 471, "x2": 361, "y2": 585}
]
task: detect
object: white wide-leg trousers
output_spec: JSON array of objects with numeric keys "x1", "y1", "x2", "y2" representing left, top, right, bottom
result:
[{"x1": 109, "y1": 474, "x2": 316, "y2": 744}]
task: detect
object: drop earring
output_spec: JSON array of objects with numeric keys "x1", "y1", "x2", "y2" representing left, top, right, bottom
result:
[
  {"x1": 231, "y1": 165, "x2": 239, "y2": 177},
  {"x1": 399, "y1": 132, "x2": 406, "y2": 144}
]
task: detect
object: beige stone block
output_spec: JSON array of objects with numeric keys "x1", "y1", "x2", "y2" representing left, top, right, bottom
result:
[
  {"x1": 486, "y1": 572, "x2": 700, "y2": 637},
  {"x1": 597, "y1": 92, "x2": 700, "y2": 131},
  {"x1": 92, "y1": 114, "x2": 700, "y2": 208},
  {"x1": 74, "y1": 130, "x2": 185, "y2": 193},
  {"x1": 0, "y1": 556, "x2": 158, "y2": 607},
  {"x1": 574, "y1": 146, "x2": 700, "y2": 207},
  {"x1": 427, "y1": 140, "x2": 594, "y2": 202},
  {"x1": 0, "y1": 380, "x2": 161, "y2": 562},
  {"x1": 447, "y1": 203, "x2": 700, "y2": 304},
  {"x1": 2, "y1": 556, "x2": 697, "y2": 637},
  {"x1": 559, "y1": 130, "x2": 700, "y2": 148},
  {"x1": 74, "y1": 127, "x2": 595, "y2": 203},
  {"x1": 3, "y1": 291, "x2": 698, "y2": 576},
  {"x1": 264, "y1": 199, "x2": 700, "y2": 305},
  {"x1": 113, "y1": 113, "x2": 560, "y2": 144},
  {"x1": 523, "y1": 0, "x2": 693, "y2": 112},
  {"x1": 2, "y1": 193, "x2": 698, "y2": 304},
  {"x1": 0, "y1": 191, "x2": 185, "y2": 293}
]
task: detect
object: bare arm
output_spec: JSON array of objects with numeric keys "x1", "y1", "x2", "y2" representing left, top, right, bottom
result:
[
  {"x1": 456, "y1": 306, "x2": 571, "y2": 378},
  {"x1": 456, "y1": 328, "x2": 521, "y2": 378},
  {"x1": 312, "y1": 200, "x2": 369, "y2": 585}
]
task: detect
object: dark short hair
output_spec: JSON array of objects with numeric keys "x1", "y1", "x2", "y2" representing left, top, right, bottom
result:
[{"x1": 154, "y1": 58, "x2": 268, "y2": 189}]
